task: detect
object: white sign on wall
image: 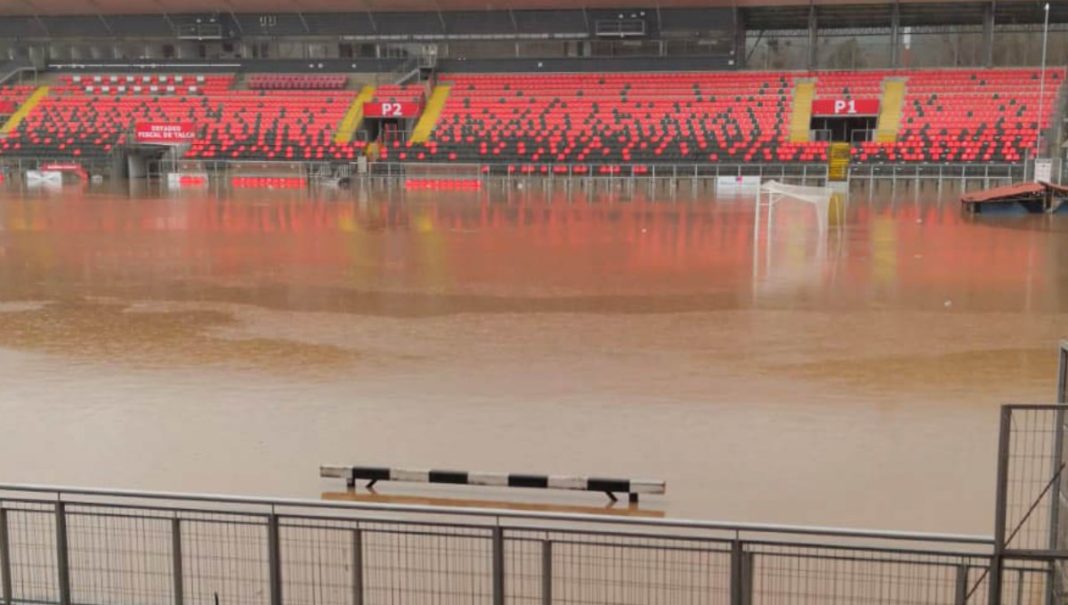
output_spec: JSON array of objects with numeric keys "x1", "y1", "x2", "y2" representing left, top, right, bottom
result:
[
  {"x1": 716, "y1": 175, "x2": 761, "y2": 192},
  {"x1": 1034, "y1": 159, "x2": 1053, "y2": 183},
  {"x1": 26, "y1": 170, "x2": 62, "y2": 184}
]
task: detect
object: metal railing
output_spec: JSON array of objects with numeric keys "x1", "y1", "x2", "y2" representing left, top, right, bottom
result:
[
  {"x1": 810, "y1": 128, "x2": 833, "y2": 142},
  {"x1": 0, "y1": 482, "x2": 1052, "y2": 605},
  {"x1": 0, "y1": 60, "x2": 35, "y2": 87},
  {"x1": 364, "y1": 161, "x2": 1026, "y2": 187},
  {"x1": 367, "y1": 161, "x2": 831, "y2": 183},
  {"x1": 849, "y1": 162, "x2": 1026, "y2": 184}
]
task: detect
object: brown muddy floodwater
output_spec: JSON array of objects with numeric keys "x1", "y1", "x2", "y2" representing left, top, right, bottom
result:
[{"x1": 0, "y1": 180, "x2": 1065, "y2": 535}]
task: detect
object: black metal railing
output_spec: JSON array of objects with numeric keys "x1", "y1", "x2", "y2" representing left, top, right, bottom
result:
[{"x1": 0, "y1": 482, "x2": 1046, "y2": 605}]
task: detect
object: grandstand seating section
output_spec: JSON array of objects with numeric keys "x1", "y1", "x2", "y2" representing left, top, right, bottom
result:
[
  {"x1": 813, "y1": 72, "x2": 884, "y2": 101},
  {"x1": 397, "y1": 73, "x2": 824, "y2": 164},
  {"x1": 372, "y1": 84, "x2": 426, "y2": 105},
  {"x1": 0, "y1": 74, "x2": 364, "y2": 161},
  {"x1": 855, "y1": 69, "x2": 1063, "y2": 163},
  {"x1": 0, "y1": 85, "x2": 34, "y2": 115},
  {"x1": 247, "y1": 74, "x2": 347, "y2": 90},
  {"x1": 404, "y1": 68, "x2": 1064, "y2": 166},
  {"x1": 0, "y1": 68, "x2": 1061, "y2": 166},
  {"x1": 68, "y1": 74, "x2": 210, "y2": 96}
]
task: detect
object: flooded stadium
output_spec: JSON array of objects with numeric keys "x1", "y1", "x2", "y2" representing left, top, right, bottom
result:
[{"x1": 0, "y1": 179, "x2": 1064, "y2": 535}]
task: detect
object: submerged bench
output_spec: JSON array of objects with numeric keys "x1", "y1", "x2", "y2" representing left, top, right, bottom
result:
[{"x1": 321, "y1": 464, "x2": 665, "y2": 503}]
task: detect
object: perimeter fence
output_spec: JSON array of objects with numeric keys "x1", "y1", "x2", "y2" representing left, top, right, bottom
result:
[{"x1": 0, "y1": 482, "x2": 1051, "y2": 605}]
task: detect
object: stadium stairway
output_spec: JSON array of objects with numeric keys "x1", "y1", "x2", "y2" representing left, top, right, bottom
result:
[
  {"x1": 335, "y1": 85, "x2": 376, "y2": 144},
  {"x1": 875, "y1": 78, "x2": 906, "y2": 143},
  {"x1": 409, "y1": 84, "x2": 451, "y2": 144},
  {"x1": 789, "y1": 80, "x2": 815, "y2": 143},
  {"x1": 1, "y1": 85, "x2": 48, "y2": 134}
]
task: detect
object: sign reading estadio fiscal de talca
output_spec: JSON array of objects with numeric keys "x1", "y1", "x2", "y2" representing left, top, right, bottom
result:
[
  {"x1": 135, "y1": 123, "x2": 197, "y2": 144},
  {"x1": 811, "y1": 99, "x2": 881, "y2": 116}
]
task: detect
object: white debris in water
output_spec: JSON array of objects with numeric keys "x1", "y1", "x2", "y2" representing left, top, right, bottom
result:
[{"x1": 0, "y1": 301, "x2": 50, "y2": 313}]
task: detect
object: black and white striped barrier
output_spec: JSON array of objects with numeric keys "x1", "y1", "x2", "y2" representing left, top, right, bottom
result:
[{"x1": 321, "y1": 465, "x2": 665, "y2": 503}]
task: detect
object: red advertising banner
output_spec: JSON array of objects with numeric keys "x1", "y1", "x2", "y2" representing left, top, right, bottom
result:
[
  {"x1": 135, "y1": 122, "x2": 197, "y2": 144},
  {"x1": 363, "y1": 101, "x2": 422, "y2": 118},
  {"x1": 39, "y1": 162, "x2": 88, "y2": 180},
  {"x1": 811, "y1": 99, "x2": 881, "y2": 116}
]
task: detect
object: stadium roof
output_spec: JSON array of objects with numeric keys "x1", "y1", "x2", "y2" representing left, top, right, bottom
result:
[{"x1": 0, "y1": 0, "x2": 1013, "y2": 16}]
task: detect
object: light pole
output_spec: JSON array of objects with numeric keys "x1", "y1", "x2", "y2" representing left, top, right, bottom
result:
[{"x1": 1036, "y1": 2, "x2": 1050, "y2": 160}]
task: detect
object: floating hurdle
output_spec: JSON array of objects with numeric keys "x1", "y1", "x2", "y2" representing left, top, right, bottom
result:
[{"x1": 321, "y1": 465, "x2": 666, "y2": 503}]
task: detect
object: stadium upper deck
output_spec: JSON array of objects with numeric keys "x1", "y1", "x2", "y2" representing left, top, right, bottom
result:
[
  {"x1": 0, "y1": 0, "x2": 1061, "y2": 76},
  {"x1": 0, "y1": 0, "x2": 1054, "y2": 13}
]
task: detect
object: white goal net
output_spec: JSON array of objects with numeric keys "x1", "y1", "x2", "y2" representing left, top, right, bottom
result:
[{"x1": 760, "y1": 180, "x2": 834, "y2": 207}]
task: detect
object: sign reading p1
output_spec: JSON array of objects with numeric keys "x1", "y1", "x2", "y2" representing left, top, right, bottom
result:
[
  {"x1": 811, "y1": 99, "x2": 880, "y2": 116},
  {"x1": 364, "y1": 102, "x2": 422, "y2": 118},
  {"x1": 135, "y1": 122, "x2": 197, "y2": 145}
]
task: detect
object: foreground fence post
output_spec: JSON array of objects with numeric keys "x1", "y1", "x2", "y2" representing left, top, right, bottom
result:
[
  {"x1": 1058, "y1": 341, "x2": 1068, "y2": 403},
  {"x1": 267, "y1": 514, "x2": 282, "y2": 605},
  {"x1": 741, "y1": 551, "x2": 754, "y2": 605},
  {"x1": 955, "y1": 564, "x2": 969, "y2": 605},
  {"x1": 351, "y1": 529, "x2": 363, "y2": 605},
  {"x1": 55, "y1": 502, "x2": 70, "y2": 605},
  {"x1": 0, "y1": 507, "x2": 11, "y2": 605},
  {"x1": 492, "y1": 526, "x2": 504, "y2": 605},
  {"x1": 171, "y1": 518, "x2": 183, "y2": 605},
  {"x1": 731, "y1": 540, "x2": 749, "y2": 605},
  {"x1": 541, "y1": 540, "x2": 552, "y2": 605},
  {"x1": 989, "y1": 406, "x2": 1012, "y2": 605},
  {"x1": 1052, "y1": 343, "x2": 1068, "y2": 605}
]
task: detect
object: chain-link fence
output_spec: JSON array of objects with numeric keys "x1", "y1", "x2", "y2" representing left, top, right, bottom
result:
[{"x1": 0, "y1": 483, "x2": 1048, "y2": 605}]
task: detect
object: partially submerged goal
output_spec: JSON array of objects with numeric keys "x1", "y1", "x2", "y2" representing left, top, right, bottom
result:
[
  {"x1": 757, "y1": 180, "x2": 836, "y2": 229},
  {"x1": 752, "y1": 180, "x2": 843, "y2": 291}
]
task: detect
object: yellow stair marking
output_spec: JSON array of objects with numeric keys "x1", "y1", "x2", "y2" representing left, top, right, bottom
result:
[
  {"x1": 828, "y1": 142, "x2": 851, "y2": 182},
  {"x1": 875, "y1": 79, "x2": 907, "y2": 143},
  {"x1": 788, "y1": 80, "x2": 815, "y2": 143},
  {"x1": 1, "y1": 86, "x2": 49, "y2": 134},
  {"x1": 409, "y1": 84, "x2": 451, "y2": 144},
  {"x1": 334, "y1": 85, "x2": 376, "y2": 144}
]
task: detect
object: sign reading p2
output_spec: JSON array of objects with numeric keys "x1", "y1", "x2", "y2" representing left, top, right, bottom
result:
[
  {"x1": 811, "y1": 99, "x2": 880, "y2": 116},
  {"x1": 364, "y1": 102, "x2": 422, "y2": 118}
]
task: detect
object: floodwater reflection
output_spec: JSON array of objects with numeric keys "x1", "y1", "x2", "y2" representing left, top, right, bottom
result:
[{"x1": 0, "y1": 181, "x2": 1065, "y2": 534}]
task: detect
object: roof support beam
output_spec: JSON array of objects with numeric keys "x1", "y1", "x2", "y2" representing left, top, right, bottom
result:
[
  {"x1": 746, "y1": 28, "x2": 763, "y2": 67},
  {"x1": 87, "y1": 0, "x2": 114, "y2": 36},
  {"x1": 807, "y1": 3, "x2": 817, "y2": 70},
  {"x1": 889, "y1": 0, "x2": 899, "y2": 67},
  {"x1": 733, "y1": 6, "x2": 746, "y2": 68},
  {"x1": 230, "y1": 9, "x2": 244, "y2": 35},
  {"x1": 983, "y1": 0, "x2": 995, "y2": 67},
  {"x1": 32, "y1": 13, "x2": 49, "y2": 38}
]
